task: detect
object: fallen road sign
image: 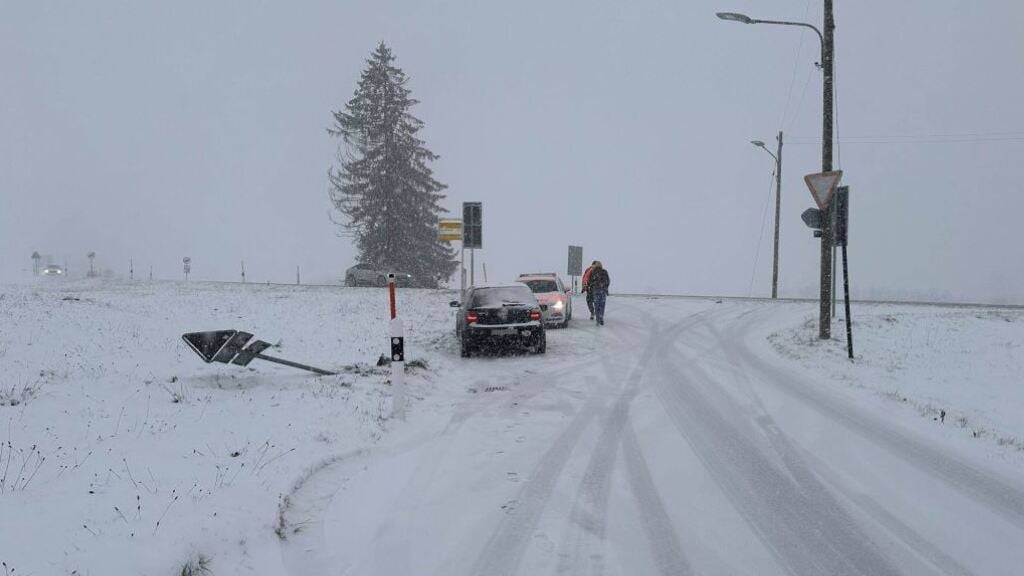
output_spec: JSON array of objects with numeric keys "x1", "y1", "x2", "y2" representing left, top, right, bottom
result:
[{"x1": 182, "y1": 330, "x2": 336, "y2": 376}]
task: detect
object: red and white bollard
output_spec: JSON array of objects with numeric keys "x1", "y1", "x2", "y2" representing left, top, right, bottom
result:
[{"x1": 387, "y1": 274, "x2": 406, "y2": 420}]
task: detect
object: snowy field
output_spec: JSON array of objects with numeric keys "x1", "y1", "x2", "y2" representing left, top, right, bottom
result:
[{"x1": 1, "y1": 279, "x2": 1023, "y2": 575}]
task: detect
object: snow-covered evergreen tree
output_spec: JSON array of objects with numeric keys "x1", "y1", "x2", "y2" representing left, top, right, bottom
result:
[{"x1": 328, "y1": 42, "x2": 456, "y2": 287}]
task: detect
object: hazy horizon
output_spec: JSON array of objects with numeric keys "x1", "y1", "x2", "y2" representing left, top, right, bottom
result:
[{"x1": 4, "y1": 1, "x2": 1023, "y2": 303}]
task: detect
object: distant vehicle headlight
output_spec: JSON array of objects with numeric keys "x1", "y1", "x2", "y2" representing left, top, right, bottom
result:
[{"x1": 552, "y1": 300, "x2": 564, "y2": 310}]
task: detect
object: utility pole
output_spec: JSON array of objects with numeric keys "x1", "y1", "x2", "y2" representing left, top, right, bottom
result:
[
  {"x1": 296, "y1": 266, "x2": 300, "y2": 285},
  {"x1": 757, "y1": 132, "x2": 786, "y2": 297},
  {"x1": 818, "y1": 0, "x2": 836, "y2": 339},
  {"x1": 772, "y1": 131, "x2": 783, "y2": 299}
]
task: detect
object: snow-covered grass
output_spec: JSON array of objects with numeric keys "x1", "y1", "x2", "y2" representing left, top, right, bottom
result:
[
  {"x1": 767, "y1": 304, "x2": 1024, "y2": 453},
  {"x1": 0, "y1": 279, "x2": 456, "y2": 575}
]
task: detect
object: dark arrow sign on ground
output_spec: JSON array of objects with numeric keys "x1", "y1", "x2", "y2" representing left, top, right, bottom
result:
[{"x1": 182, "y1": 330, "x2": 336, "y2": 376}]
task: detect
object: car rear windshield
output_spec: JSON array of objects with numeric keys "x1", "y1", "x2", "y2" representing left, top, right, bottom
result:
[
  {"x1": 523, "y1": 280, "x2": 558, "y2": 293},
  {"x1": 472, "y1": 287, "x2": 536, "y2": 307}
]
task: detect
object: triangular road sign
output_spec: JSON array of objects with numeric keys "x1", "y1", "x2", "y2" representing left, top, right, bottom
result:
[
  {"x1": 182, "y1": 330, "x2": 253, "y2": 364},
  {"x1": 804, "y1": 170, "x2": 843, "y2": 209},
  {"x1": 182, "y1": 330, "x2": 236, "y2": 363}
]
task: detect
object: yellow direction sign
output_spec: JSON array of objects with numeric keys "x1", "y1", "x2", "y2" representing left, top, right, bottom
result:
[{"x1": 438, "y1": 219, "x2": 463, "y2": 242}]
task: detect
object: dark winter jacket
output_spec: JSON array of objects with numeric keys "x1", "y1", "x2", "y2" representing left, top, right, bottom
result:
[{"x1": 588, "y1": 268, "x2": 610, "y2": 294}]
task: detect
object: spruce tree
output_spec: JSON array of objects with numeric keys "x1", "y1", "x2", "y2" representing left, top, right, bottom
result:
[{"x1": 328, "y1": 42, "x2": 456, "y2": 288}]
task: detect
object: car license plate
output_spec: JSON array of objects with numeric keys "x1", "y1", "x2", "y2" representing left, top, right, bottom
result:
[{"x1": 491, "y1": 328, "x2": 517, "y2": 336}]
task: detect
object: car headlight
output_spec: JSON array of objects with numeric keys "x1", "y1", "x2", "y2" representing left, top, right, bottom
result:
[{"x1": 552, "y1": 300, "x2": 564, "y2": 310}]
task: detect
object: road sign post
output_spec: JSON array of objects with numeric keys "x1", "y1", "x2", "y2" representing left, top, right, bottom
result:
[
  {"x1": 183, "y1": 257, "x2": 191, "y2": 280},
  {"x1": 804, "y1": 171, "x2": 842, "y2": 339},
  {"x1": 834, "y1": 186, "x2": 853, "y2": 359},
  {"x1": 567, "y1": 245, "x2": 583, "y2": 293},
  {"x1": 463, "y1": 203, "x2": 482, "y2": 287}
]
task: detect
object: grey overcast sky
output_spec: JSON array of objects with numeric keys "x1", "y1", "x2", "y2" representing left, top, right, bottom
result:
[{"x1": 3, "y1": 1, "x2": 1023, "y2": 302}]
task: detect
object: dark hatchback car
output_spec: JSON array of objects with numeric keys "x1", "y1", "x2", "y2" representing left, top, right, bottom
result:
[{"x1": 451, "y1": 284, "x2": 546, "y2": 357}]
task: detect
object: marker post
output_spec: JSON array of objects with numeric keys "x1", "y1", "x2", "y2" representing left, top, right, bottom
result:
[{"x1": 388, "y1": 274, "x2": 406, "y2": 420}]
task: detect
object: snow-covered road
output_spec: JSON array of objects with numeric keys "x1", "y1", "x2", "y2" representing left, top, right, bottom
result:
[{"x1": 280, "y1": 297, "x2": 1024, "y2": 576}]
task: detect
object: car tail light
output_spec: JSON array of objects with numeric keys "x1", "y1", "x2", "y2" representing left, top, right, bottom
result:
[
  {"x1": 466, "y1": 311, "x2": 479, "y2": 324},
  {"x1": 529, "y1": 309, "x2": 542, "y2": 321}
]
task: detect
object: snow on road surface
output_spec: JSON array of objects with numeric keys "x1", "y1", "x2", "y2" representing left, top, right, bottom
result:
[{"x1": 1, "y1": 280, "x2": 1022, "y2": 575}]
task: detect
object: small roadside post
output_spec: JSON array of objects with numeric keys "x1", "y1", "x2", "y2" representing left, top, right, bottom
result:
[
  {"x1": 387, "y1": 273, "x2": 406, "y2": 420},
  {"x1": 834, "y1": 186, "x2": 853, "y2": 359},
  {"x1": 567, "y1": 245, "x2": 583, "y2": 293},
  {"x1": 804, "y1": 170, "x2": 842, "y2": 339}
]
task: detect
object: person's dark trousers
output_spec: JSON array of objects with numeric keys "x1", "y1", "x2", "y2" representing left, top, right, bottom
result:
[
  {"x1": 593, "y1": 290, "x2": 608, "y2": 325},
  {"x1": 586, "y1": 290, "x2": 595, "y2": 317}
]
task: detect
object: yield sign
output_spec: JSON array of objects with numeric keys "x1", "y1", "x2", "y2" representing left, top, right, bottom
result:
[{"x1": 803, "y1": 170, "x2": 843, "y2": 209}]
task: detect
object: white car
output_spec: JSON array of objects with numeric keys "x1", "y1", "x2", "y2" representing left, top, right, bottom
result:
[
  {"x1": 517, "y1": 273, "x2": 573, "y2": 328},
  {"x1": 40, "y1": 264, "x2": 65, "y2": 276}
]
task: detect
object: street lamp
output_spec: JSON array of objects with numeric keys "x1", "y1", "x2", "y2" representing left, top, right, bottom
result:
[
  {"x1": 751, "y1": 135, "x2": 783, "y2": 299},
  {"x1": 718, "y1": 4, "x2": 835, "y2": 338},
  {"x1": 716, "y1": 12, "x2": 754, "y2": 24}
]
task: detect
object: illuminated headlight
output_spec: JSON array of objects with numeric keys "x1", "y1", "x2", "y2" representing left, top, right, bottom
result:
[{"x1": 552, "y1": 300, "x2": 564, "y2": 310}]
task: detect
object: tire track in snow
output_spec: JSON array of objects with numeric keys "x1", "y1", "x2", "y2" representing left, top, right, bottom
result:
[
  {"x1": 279, "y1": 314, "x2": 632, "y2": 574},
  {"x1": 553, "y1": 332, "x2": 659, "y2": 576},
  {"x1": 465, "y1": 394, "x2": 604, "y2": 576},
  {"x1": 552, "y1": 306, "x2": 722, "y2": 575},
  {"x1": 620, "y1": 420, "x2": 693, "y2": 576},
  {"x1": 469, "y1": 304, "x2": 692, "y2": 576},
  {"x1": 653, "y1": 343, "x2": 901, "y2": 575}
]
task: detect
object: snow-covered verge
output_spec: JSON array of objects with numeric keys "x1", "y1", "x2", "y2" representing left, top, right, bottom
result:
[
  {"x1": 0, "y1": 279, "x2": 457, "y2": 575},
  {"x1": 765, "y1": 303, "x2": 1024, "y2": 454}
]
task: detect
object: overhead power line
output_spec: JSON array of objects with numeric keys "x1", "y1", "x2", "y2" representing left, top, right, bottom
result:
[{"x1": 788, "y1": 131, "x2": 1024, "y2": 145}]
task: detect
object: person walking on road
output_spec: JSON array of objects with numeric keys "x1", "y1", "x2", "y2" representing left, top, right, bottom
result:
[
  {"x1": 581, "y1": 261, "x2": 597, "y2": 320},
  {"x1": 588, "y1": 261, "x2": 610, "y2": 326}
]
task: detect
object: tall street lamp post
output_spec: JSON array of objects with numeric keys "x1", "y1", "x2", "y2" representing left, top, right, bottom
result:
[
  {"x1": 752, "y1": 132, "x2": 783, "y2": 299},
  {"x1": 717, "y1": 3, "x2": 835, "y2": 338}
]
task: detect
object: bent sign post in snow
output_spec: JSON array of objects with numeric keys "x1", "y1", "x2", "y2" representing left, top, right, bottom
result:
[{"x1": 181, "y1": 330, "x2": 336, "y2": 376}]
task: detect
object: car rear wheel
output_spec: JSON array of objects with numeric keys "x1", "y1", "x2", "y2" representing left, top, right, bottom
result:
[
  {"x1": 460, "y1": 337, "x2": 473, "y2": 358},
  {"x1": 532, "y1": 332, "x2": 546, "y2": 354}
]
